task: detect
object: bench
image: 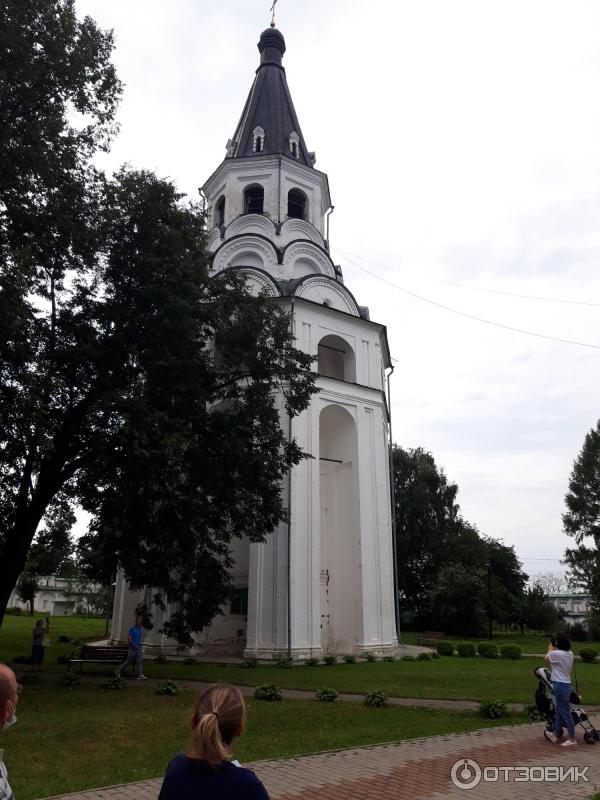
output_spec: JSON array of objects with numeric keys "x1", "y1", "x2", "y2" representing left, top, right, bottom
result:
[
  {"x1": 68, "y1": 644, "x2": 129, "y2": 673},
  {"x1": 417, "y1": 631, "x2": 446, "y2": 647}
]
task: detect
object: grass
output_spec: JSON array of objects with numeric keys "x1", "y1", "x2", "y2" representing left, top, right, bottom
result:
[
  {"x1": 3, "y1": 617, "x2": 600, "y2": 704},
  {"x1": 5, "y1": 680, "x2": 531, "y2": 800},
  {"x1": 401, "y1": 630, "x2": 600, "y2": 655},
  {"x1": 0, "y1": 614, "x2": 106, "y2": 660}
]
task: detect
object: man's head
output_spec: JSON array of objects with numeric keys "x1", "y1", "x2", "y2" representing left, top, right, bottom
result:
[
  {"x1": 135, "y1": 615, "x2": 144, "y2": 627},
  {"x1": 0, "y1": 663, "x2": 20, "y2": 732}
]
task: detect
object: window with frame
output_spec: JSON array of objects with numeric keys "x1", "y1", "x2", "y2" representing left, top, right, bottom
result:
[{"x1": 230, "y1": 588, "x2": 249, "y2": 615}]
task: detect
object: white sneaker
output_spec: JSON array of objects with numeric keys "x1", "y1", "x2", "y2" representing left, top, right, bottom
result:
[
  {"x1": 561, "y1": 739, "x2": 578, "y2": 747},
  {"x1": 544, "y1": 730, "x2": 559, "y2": 744},
  {"x1": 136, "y1": 674, "x2": 148, "y2": 680}
]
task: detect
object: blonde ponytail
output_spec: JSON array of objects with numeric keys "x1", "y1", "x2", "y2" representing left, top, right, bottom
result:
[{"x1": 190, "y1": 685, "x2": 246, "y2": 767}]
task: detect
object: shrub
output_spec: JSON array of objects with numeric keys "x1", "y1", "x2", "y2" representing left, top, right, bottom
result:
[
  {"x1": 457, "y1": 643, "x2": 476, "y2": 658},
  {"x1": 401, "y1": 655, "x2": 416, "y2": 662},
  {"x1": 305, "y1": 657, "x2": 320, "y2": 667},
  {"x1": 254, "y1": 684, "x2": 282, "y2": 701},
  {"x1": 364, "y1": 690, "x2": 388, "y2": 708},
  {"x1": 343, "y1": 654, "x2": 357, "y2": 664},
  {"x1": 382, "y1": 655, "x2": 395, "y2": 662},
  {"x1": 6, "y1": 607, "x2": 22, "y2": 615},
  {"x1": 579, "y1": 648, "x2": 598, "y2": 664},
  {"x1": 155, "y1": 680, "x2": 180, "y2": 696},
  {"x1": 525, "y1": 702, "x2": 545, "y2": 721},
  {"x1": 364, "y1": 652, "x2": 377, "y2": 662},
  {"x1": 431, "y1": 651, "x2": 439, "y2": 659},
  {"x1": 58, "y1": 672, "x2": 81, "y2": 688},
  {"x1": 19, "y1": 672, "x2": 39, "y2": 685},
  {"x1": 477, "y1": 642, "x2": 498, "y2": 659},
  {"x1": 101, "y1": 677, "x2": 125, "y2": 690},
  {"x1": 500, "y1": 645, "x2": 521, "y2": 660},
  {"x1": 315, "y1": 688, "x2": 338, "y2": 702},
  {"x1": 241, "y1": 658, "x2": 259, "y2": 669},
  {"x1": 275, "y1": 656, "x2": 293, "y2": 669},
  {"x1": 566, "y1": 622, "x2": 588, "y2": 642},
  {"x1": 57, "y1": 634, "x2": 71, "y2": 644},
  {"x1": 479, "y1": 700, "x2": 507, "y2": 719},
  {"x1": 12, "y1": 654, "x2": 31, "y2": 665},
  {"x1": 416, "y1": 652, "x2": 432, "y2": 661},
  {"x1": 56, "y1": 655, "x2": 70, "y2": 665},
  {"x1": 436, "y1": 641, "x2": 454, "y2": 657},
  {"x1": 154, "y1": 655, "x2": 168, "y2": 664},
  {"x1": 183, "y1": 657, "x2": 198, "y2": 666},
  {"x1": 323, "y1": 655, "x2": 337, "y2": 666}
]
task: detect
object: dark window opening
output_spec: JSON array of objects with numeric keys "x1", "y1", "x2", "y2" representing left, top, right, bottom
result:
[
  {"x1": 287, "y1": 188, "x2": 307, "y2": 220},
  {"x1": 215, "y1": 196, "x2": 225, "y2": 227},
  {"x1": 256, "y1": 136, "x2": 264, "y2": 152},
  {"x1": 244, "y1": 184, "x2": 264, "y2": 214},
  {"x1": 230, "y1": 588, "x2": 249, "y2": 615},
  {"x1": 291, "y1": 141, "x2": 298, "y2": 158}
]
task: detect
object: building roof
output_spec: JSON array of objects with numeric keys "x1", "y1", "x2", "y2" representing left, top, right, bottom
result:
[{"x1": 228, "y1": 28, "x2": 314, "y2": 167}]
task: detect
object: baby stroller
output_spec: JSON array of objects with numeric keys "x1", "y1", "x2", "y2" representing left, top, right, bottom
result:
[{"x1": 534, "y1": 666, "x2": 600, "y2": 745}]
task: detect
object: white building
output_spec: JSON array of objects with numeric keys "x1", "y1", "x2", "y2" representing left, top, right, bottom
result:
[
  {"x1": 112, "y1": 25, "x2": 398, "y2": 659},
  {"x1": 8, "y1": 576, "x2": 101, "y2": 617},
  {"x1": 547, "y1": 593, "x2": 592, "y2": 627}
]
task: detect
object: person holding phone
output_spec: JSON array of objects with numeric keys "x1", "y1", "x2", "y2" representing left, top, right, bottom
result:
[{"x1": 544, "y1": 633, "x2": 576, "y2": 747}]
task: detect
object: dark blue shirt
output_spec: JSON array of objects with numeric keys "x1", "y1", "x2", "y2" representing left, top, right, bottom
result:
[{"x1": 158, "y1": 754, "x2": 269, "y2": 800}]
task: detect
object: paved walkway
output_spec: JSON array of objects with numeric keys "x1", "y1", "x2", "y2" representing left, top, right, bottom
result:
[{"x1": 44, "y1": 724, "x2": 600, "y2": 800}]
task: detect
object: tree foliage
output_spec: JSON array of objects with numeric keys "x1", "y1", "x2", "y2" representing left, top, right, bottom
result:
[
  {"x1": 0, "y1": 0, "x2": 317, "y2": 642},
  {"x1": 393, "y1": 445, "x2": 528, "y2": 635},
  {"x1": 563, "y1": 420, "x2": 600, "y2": 613}
]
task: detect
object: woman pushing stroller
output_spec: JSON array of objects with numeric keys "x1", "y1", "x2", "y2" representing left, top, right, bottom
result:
[{"x1": 543, "y1": 633, "x2": 577, "y2": 747}]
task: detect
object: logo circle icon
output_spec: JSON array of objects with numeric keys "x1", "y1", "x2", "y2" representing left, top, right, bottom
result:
[{"x1": 450, "y1": 759, "x2": 482, "y2": 790}]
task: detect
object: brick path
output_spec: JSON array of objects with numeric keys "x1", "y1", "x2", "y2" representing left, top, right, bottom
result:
[{"x1": 44, "y1": 723, "x2": 600, "y2": 800}]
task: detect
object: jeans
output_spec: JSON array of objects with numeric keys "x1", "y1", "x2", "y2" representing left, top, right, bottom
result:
[
  {"x1": 116, "y1": 649, "x2": 143, "y2": 677},
  {"x1": 553, "y1": 681, "x2": 575, "y2": 738}
]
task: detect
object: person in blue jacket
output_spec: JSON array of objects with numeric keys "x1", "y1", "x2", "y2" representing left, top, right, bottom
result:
[{"x1": 159, "y1": 684, "x2": 269, "y2": 800}]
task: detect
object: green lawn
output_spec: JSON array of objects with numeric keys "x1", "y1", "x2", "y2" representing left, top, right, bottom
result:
[
  {"x1": 401, "y1": 630, "x2": 600, "y2": 655},
  {"x1": 0, "y1": 614, "x2": 106, "y2": 661},
  {"x1": 3, "y1": 616, "x2": 600, "y2": 704},
  {"x1": 5, "y1": 680, "x2": 531, "y2": 800}
]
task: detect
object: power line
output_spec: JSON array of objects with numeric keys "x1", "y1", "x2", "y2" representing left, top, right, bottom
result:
[
  {"x1": 334, "y1": 246, "x2": 600, "y2": 308},
  {"x1": 343, "y1": 255, "x2": 600, "y2": 351}
]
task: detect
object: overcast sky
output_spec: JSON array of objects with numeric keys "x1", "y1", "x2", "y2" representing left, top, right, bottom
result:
[{"x1": 76, "y1": 0, "x2": 600, "y2": 581}]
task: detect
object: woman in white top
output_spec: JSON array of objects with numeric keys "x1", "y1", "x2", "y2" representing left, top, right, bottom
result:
[{"x1": 544, "y1": 633, "x2": 576, "y2": 747}]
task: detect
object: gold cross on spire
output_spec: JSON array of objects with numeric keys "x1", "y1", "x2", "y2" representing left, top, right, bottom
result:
[{"x1": 270, "y1": 0, "x2": 278, "y2": 28}]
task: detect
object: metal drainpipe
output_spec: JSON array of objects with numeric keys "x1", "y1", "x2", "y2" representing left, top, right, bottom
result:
[
  {"x1": 325, "y1": 205, "x2": 334, "y2": 253},
  {"x1": 278, "y1": 156, "x2": 282, "y2": 224},
  {"x1": 287, "y1": 297, "x2": 295, "y2": 659},
  {"x1": 386, "y1": 365, "x2": 401, "y2": 643}
]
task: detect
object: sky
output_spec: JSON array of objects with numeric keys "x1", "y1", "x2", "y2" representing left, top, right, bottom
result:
[{"x1": 75, "y1": 0, "x2": 600, "y2": 581}]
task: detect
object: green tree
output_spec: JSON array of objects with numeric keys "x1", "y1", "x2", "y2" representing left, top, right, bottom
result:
[
  {"x1": 393, "y1": 445, "x2": 528, "y2": 635},
  {"x1": 563, "y1": 420, "x2": 600, "y2": 613},
  {"x1": 0, "y1": 1, "x2": 317, "y2": 642},
  {"x1": 392, "y1": 446, "x2": 459, "y2": 616},
  {"x1": 16, "y1": 573, "x2": 39, "y2": 615},
  {"x1": 524, "y1": 584, "x2": 561, "y2": 632}
]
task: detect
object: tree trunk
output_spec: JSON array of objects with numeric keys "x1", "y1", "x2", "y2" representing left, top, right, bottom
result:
[{"x1": 29, "y1": 599, "x2": 35, "y2": 615}]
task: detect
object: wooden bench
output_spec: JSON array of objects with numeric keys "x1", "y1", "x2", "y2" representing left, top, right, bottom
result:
[
  {"x1": 417, "y1": 631, "x2": 446, "y2": 647},
  {"x1": 68, "y1": 644, "x2": 129, "y2": 673}
]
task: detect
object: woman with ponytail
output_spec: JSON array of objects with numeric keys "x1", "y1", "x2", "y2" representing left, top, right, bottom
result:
[{"x1": 158, "y1": 684, "x2": 269, "y2": 799}]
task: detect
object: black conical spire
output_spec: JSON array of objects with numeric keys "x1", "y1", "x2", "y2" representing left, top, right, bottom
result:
[{"x1": 228, "y1": 29, "x2": 314, "y2": 167}]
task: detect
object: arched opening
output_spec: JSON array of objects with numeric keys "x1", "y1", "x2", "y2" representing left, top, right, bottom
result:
[
  {"x1": 253, "y1": 126, "x2": 265, "y2": 153},
  {"x1": 215, "y1": 196, "x2": 225, "y2": 227},
  {"x1": 319, "y1": 405, "x2": 362, "y2": 654},
  {"x1": 244, "y1": 184, "x2": 264, "y2": 215},
  {"x1": 317, "y1": 335, "x2": 356, "y2": 383},
  {"x1": 287, "y1": 188, "x2": 308, "y2": 221},
  {"x1": 289, "y1": 131, "x2": 300, "y2": 159}
]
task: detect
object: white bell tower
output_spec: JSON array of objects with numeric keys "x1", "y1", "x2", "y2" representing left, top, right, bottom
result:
[{"x1": 201, "y1": 26, "x2": 398, "y2": 658}]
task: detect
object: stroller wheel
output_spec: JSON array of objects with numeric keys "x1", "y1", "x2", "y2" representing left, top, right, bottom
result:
[
  {"x1": 594, "y1": 729, "x2": 600, "y2": 742},
  {"x1": 584, "y1": 732, "x2": 596, "y2": 745}
]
